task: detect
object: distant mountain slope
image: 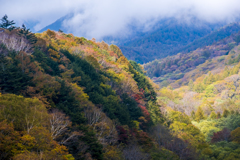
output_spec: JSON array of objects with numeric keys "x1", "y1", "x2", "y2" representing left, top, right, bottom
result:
[
  {"x1": 37, "y1": 14, "x2": 72, "y2": 33},
  {"x1": 144, "y1": 29, "x2": 240, "y2": 88},
  {"x1": 119, "y1": 21, "x2": 240, "y2": 63},
  {"x1": 176, "y1": 22, "x2": 240, "y2": 53}
]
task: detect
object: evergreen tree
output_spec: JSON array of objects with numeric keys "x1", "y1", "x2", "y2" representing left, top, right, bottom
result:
[
  {"x1": 0, "y1": 15, "x2": 15, "y2": 30},
  {"x1": 217, "y1": 112, "x2": 221, "y2": 119},
  {"x1": 209, "y1": 111, "x2": 217, "y2": 119},
  {"x1": 18, "y1": 24, "x2": 37, "y2": 44},
  {"x1": 191, "y1": 110, "x2": 195, "y2": 120},
  {"x1": 188, "y1": 79, "x2": 194, "y2": 91},
  {"x1": 0, "y1": 54, "x2": 32, "y2": 94},
  {"x1": 194, "y1": 82, "x2": 205, "y2": 93},
  {"x1": 223, "y1": 109, "x2": 230, "y2": 118},
  {"x1": 195, "y1": 107, "x2": 205, "y2": 122}
]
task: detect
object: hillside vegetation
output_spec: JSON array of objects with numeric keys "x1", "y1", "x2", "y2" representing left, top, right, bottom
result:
[
  {"x1": 119, "y1": 20, "x2": 240, "y2": 63},
  {"x1": 145, "y1": 30, "x2": 240, "y2": 88},
  {"x1": 0, "y1": 16, "x2": 205, "y2": 160},
  {"x1": 148, "y1": 28, "x2": 240, "y2": 160},
  {"x1": 1, "y1": 15, "x2": 240, "y2": 160}
]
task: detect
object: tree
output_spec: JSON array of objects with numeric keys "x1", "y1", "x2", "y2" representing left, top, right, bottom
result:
[
  {"x1": 195, "y1": 107, "x2": 205, "y2": 122},
  {"x1": 0, "y1": 94, "x2": 49, "y2": 132},
  {"x1": 211, "y1": 128, "x2": 231, "y2": 143},
  {"x1": 231, "y1": 127, "x2": 240, "y2": 143},
  {"x1": 122, "y1": 144, "x2": 149, "y2": 160},
  {"x1": 147, "y1": 100, "x2": 163, "y2": 124},
  {"x1": 191, "y1": 111, "x2": 195, "y2": 120},
  {"x1": 18, "y1": 24, "x2": 37, "y2": 44},
  {"x1": 209, "y1": 111, "x2": 217, "y2": 119},
  {"x1": 49, "y1": 109, "x2": 71, "y2": 140},
  {"x1": 193, "y1": 82, "x2": 205, "y2": 93},
  {"x1": 217, "y1": 112, "x2": 221, "y2": 119},
  {"x1": 188, "y1": 79, "x2": 194, "y2": 91},
  {"x1": 223, "y1": 109, "x2": 230, "y2": 118},
  {"x1": 0, "y1": 120, "x2": 21, "y2": 159},
  {"x1": 0, "y1": 15, "x2": 15, "y2": 30}
]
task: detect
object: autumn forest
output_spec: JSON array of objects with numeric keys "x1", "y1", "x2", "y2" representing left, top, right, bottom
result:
[{"x1": 0, "y1": 14, "x2": 240, "y2": 160}]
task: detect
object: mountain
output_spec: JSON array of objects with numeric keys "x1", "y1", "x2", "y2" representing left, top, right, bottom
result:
[
  {"x1": 1, "y1": 27, "x2": 187, "y2": 159},
  {"x1": 144, "y1": 26, "x2": 240, "y2": 88},
  {"x1": 37, "y1": 14, "x2": 73, "y2": 33},
  {"x1": 2, "y1": 16, "x2": 240, "y2": 160},
  {"x1": 118, "y1": 20, "x2": 240, "y2": 63},
  {"x1": 38, "y1": 16, "x2": 234, "y2": 63},
  {"x1": 153, "y1": 29, "x2": 240, "y2": 160}
]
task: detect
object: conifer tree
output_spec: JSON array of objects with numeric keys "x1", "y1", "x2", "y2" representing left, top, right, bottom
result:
[
  {"x1": 217, "y1": 112, "x2": 221, "y2": 119},
  {"x1": 18, "y1": 24, "x2": 37, "y2": 44},
  {"x1": 191, "y1": 110, "x2": 195, "y2": 120},
  {"x1": 188, "y1": 79, "x2": 194, "y2": 91},
  {"x1": 0, "y1": 15, "x2": 15, "y2": 30},
  {"x1": 223, "y1": 109, "x2": 230, "y2": 118},
  {"x1": 195, "y1": 107, "x2": 205, "y2": 122},
  {"x1": 209, "y1": 111, "x2": 217, "y2": 119},
  {"x1": 236, "y1": 110, "x2": 240, "y2": 115},
  {"x1": 194, "y1": 82, "x2": 204, "y2": 93}
]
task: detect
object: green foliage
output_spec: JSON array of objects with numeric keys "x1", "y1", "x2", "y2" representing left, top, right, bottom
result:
[
  {"x1": 0, "y1": 54, "x2": 32, "y2": 94},
  {"x1": 188, "y1": 79, "x2": 194, "y2": 90},
  {"x1": 195, "y1": 107, "x2": 205, "y2": 122},
  {"x1": 231, "y1": 127, "x2": 240, "y2": 143},
  {"x1": 18, "y1": 24, "x2": 37, "y2": 44},
  {"x1": 147, "y1": 101, "x2": 163, "y2": 124},
  {"x1": 209, "y1": 111, "x2": 217, "y2": 119},
  {"x1": 110, "y1": 44, "x2": 123, "y2": 57},
  {"x1": 150, "y1": 147, "x2": 179, "y2": 160},
  {"x1": 121, "y1": 93, "x2": 143, "y2": 121},
  {"x1": 0, "y1": 94, "x2": 48, "y2": 131},
  {"x1": 33, "y1": 48, "x2": 60, "y2": 76},
  {"x1": 223, "y1": 109, "x2": 230, "y2": 118},
  {"x1": 208, "y1": 141, "x2": 240, "y2": 160},
  {"x1": 205, "y1": 84, "x2": 215, "y2": 98},
  {"x1": 194, "y1": 82, "x2": 205, "y2": 93},
  {"x1": 167, "y1": 109, "x2": 191, "y2": 124},
  {"x1": 129, "y1": 60, "x2": 144, "y2": 74},
  {"x1": 128, "y1": 63, "x2": 157, "y2": 101},
  {"x1": 0, "y1": 26, "x2": 167, "y2": 159},
  {"x1": 0, "y1": 14, "x2": 15, "y2": 30}
]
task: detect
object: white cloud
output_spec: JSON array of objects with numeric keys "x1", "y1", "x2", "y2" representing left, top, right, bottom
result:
[{"x1": 1, "y1": 0, "x2": 240, "y2": 39}]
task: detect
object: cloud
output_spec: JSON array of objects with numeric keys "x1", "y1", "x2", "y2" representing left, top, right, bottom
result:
[{"x1": 1, "y1": 0, "x2": 240, "y2": 39}]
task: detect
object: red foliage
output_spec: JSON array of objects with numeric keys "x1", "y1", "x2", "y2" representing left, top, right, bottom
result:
[
  {"x1": 134, "y1": 94, "x2": 142, "y2": 103},
  {"x1": 116, "y1": 126, "x2": 154, "y2": 148},
  {"x1": 135, "y1": 131, "x2": 153, "y2": 147},
  {"x1": 116, "y1": 126, "x2": 129, "y2": 144},
  {"x1": 139, "y1": 105, "x2": 150, "y2": 118},
  {"x1": 211, "y1": 128, "x2": 231, "y2": 143}
]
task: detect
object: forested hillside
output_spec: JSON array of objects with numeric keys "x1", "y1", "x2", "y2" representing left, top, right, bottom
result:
[
  {"x1": 0, "y1": 16, "x2": 201, "y2": 160},
  {"x1": 145, "y1": 27, "x2": 240, "y2": 160},
  {"x1": 145, "y1": 30, "x2": 240, "y2": 88},
  {"x1": 119, "y1": 20, "x2": 240, "y2": 63},
  {"x1": 155, "y1": 51, "x2": 240, "y2": 159},
  {"x1": 2, "y1": 15, "x2": 240, "y2": 160}
]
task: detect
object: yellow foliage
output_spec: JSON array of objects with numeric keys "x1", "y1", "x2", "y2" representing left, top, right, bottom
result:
[
  {"x1": 71, "y1": 83, "x2": 89, "y2": 103},
  {"x1": 48, "y1": 48, "x2": 60, "y2": 62},
  {"x1": 46, "y1": 29, "x2": 56, "y2": 38},
  {"x1": 159, "y1": 88, "x2": 175, "y2": 100},
  {"x1": 103, "y1": 146, "x2": 122, "y2": 160}
]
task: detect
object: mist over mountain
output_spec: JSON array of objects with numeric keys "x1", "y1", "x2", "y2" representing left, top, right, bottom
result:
[{"x1": 37, "y1": 16, "x2": 240, "y2": 63}]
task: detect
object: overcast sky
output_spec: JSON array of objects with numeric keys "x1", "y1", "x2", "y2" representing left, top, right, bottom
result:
[{"x1": 1, "y1": 0, "x2": 240, "y2": 39}]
